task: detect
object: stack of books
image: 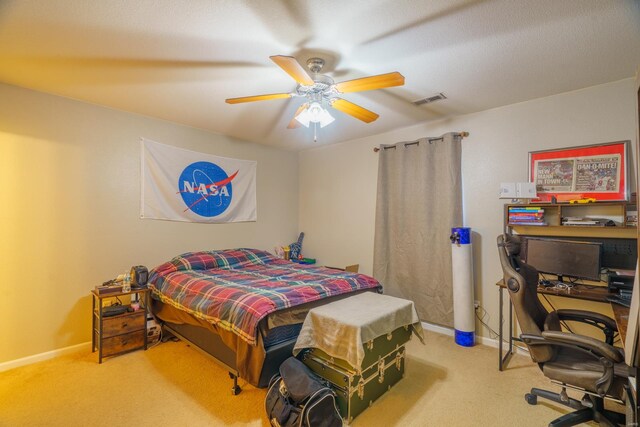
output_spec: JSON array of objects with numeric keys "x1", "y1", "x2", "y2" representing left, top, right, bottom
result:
[{"x1": 508, "y1": 206, "x2": 545, "y2": 226}]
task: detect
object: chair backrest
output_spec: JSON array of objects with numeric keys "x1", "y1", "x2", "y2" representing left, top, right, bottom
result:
[{"x1": 497, "y1": 234, "x2": 555, "y2": 363}]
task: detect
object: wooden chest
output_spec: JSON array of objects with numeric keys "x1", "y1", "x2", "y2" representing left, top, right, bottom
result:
[{"x1": 301, "y1": 325, "x2": 411, "y2": 423}]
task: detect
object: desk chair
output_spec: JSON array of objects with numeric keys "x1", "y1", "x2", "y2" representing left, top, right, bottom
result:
[{"x1": 497, "y1": 234, "x2": 629, "y2": 427}]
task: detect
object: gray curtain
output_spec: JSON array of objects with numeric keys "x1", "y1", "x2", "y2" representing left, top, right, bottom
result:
[{"x1": 373, "y1": 133, "x2": 462, "y2": 326}]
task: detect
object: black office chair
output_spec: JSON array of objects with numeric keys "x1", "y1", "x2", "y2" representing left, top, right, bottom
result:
[{"x1": 497, "y1": 234, "x2": 629, "y2": 427}]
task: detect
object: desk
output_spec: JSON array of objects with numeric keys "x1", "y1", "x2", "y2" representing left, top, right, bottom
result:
[
  {"x1": 611, "y1": 303, "x2": 629, "y2": 347},
  {"x1": 496, "y1": 279, "x2": 625, "y2": 370}
]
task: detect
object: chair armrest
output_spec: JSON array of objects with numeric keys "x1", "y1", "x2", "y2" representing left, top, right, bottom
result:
[
  {"x1": 541, "y1": 330, "x2": 623, "y2": 363},
  {"x1": 554, "y1": 309, "x2": 617, "y2": 345},
  {"x1": 556, "y1": 309, "x2": 618, "y2": 332}
]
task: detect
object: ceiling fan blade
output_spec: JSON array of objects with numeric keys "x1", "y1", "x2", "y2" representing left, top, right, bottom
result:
[
  {"x1": 225, "y1": 93, "x2": 291, "y2": 104},
  {"x1": 270, "y1": 55, "x2": 315, "y2": 86},
  {"x1": 331, "y1": 99, "x2": 379, "y2": 123},
  {"x1": 287, "y1": 119, "x2": 301, "y2": 129},
  {"x1": 334, "y1": 72, "x2": 405, "y2": 93},
  {"x1": 287, "y1": 104, "x2": 308, "y2": 129}
]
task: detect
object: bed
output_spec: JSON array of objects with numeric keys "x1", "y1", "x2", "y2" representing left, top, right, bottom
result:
[{"x1": 148, "y1": 248, "x2": 382, "y2": 392}]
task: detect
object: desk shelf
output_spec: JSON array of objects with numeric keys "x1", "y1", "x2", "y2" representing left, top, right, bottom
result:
[{"x1": 505, "y1": 202, "x2": 637, "y2": 239}]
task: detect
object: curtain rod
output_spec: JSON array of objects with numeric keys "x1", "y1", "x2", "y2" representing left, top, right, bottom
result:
[{"x1": 373, "y1": 131, "x2": 469, "y2": 152}]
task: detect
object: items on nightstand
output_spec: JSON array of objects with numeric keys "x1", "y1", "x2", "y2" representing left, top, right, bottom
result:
[
  {"x1": 130, "y1": 265, "x2": 149, "y2": 287},
  {"x1": 122, "y1": 272, "x2": 132, "y2": 292},
  {"x1": 94, "y1": 283, "x2": 124, "y2": 295},
  {"x1": 102, "y1": 305, "x2": 128, "y2": 317},
  {"x1": 96, "y1": 265, "x2": 149, "y2": 295},
  {"x1": 91, "y1": 286, "x2": 150, "y2": 363}
]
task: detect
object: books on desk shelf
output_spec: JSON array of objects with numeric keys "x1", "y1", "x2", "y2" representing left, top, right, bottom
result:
[
  {"x1": 508, "y1": 221, "x2": 548, "y2": 226},
  {"x1": 508, "y1": 207, "x2": 545, "y2": 226}
]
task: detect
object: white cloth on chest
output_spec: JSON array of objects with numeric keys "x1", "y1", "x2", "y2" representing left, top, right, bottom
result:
[{"x1": 293, "y1": 292, "x2": 424, "y2": 369}]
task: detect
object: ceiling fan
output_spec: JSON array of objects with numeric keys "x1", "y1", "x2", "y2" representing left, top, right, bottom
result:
[{"x1": 225, "y1": 55, "x2": 405, "y2": 131}]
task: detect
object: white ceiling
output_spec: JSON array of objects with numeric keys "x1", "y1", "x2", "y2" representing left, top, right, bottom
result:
[{"x1": 0, "y1": 0, "x2": 638, "y2": 151}]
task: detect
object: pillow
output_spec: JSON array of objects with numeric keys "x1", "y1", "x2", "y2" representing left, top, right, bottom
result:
[
  {"x1": 151, "y1": 248, "x2": 281, "y2": 280},
  {"x1": 171, "y1": 251, "x2": 219, "y2": 271},
  {"x1": 209, "y1": 248, "x2": 278, "y2": 268}
]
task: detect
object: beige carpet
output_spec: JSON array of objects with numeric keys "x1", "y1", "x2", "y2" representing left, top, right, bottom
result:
[{"x1": 0, "y1": 331, "x2": 608, "y2": 426}]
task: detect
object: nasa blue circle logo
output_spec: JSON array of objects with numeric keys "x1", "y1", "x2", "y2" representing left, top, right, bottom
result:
[{"x1": 178, "y1": 161, "x2": 237, "y2": 217}]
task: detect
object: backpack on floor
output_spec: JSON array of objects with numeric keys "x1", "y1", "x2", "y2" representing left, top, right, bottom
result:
[{"x1": 265, "y1": 357, "x2": 342, "y2": 427}]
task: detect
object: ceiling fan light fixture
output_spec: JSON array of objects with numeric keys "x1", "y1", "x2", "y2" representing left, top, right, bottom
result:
[
  {"x1": 295, "y1": 102, "x2": 334, "y2": 128},
  {"x1": 308, "y1": 102, "x2": 323, "y2": 120},
  {"x1": 294, "y1": 109, "x2": 311, "y2": 127},
  {"x1": 317, "y1": 108, "x2": 335, "y2": 128}
]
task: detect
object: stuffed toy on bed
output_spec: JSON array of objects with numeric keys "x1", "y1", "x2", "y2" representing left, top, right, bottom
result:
[{"x1": 289, "y1": 232, "x2": 304, "y2": 260}]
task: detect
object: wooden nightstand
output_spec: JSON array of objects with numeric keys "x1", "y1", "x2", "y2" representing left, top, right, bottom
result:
[{"x1": 91, "y1": 287, "x2": 150, "y2": 363}]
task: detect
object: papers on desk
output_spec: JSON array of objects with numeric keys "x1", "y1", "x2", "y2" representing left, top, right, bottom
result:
[
  {"x1": 561, "y1": 217, "x2": 605, "y2": 226},
  {"x1": 614, "y1": 269, "x2": 636, "y2": 277}
]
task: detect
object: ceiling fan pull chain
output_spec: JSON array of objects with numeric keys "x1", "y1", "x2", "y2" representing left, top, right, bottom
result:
[{"x1": 314, "y1": 122, "x2": 318, "y2": 143}]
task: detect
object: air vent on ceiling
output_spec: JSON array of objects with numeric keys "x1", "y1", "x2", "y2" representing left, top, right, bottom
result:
[{"x1": 413, "y1": 93, "x2": 447, "y2": 106}]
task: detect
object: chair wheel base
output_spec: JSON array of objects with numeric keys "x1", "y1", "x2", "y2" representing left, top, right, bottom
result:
[{"x1": 525, "y1": 393, "x2": 538, "y2": 405}]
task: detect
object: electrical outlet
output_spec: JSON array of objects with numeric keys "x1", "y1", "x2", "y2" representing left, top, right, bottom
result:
[{"x1": 474, "y1": 300, "x2": 480, "y2": 309}]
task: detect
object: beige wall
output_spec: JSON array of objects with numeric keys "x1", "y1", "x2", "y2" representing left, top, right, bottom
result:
[
  {"x1": 2, "y1": 77, "x2": 636, "y2": 363},
  {"x1": 0, "y1": 83, "x2": 299, "y2": 363},
  {"x1": 299, "y1": 78, "x2": 638, "y2": 336}
]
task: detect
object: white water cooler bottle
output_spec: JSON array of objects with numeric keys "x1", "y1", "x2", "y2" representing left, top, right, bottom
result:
[{"x1": 450, "y1": 227, "x2": 475, "y2": 347}]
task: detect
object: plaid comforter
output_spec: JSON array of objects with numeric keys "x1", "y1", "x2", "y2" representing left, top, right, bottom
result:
[{"x1": 148, "y1": 249, "x2": 382, "y2": 345}]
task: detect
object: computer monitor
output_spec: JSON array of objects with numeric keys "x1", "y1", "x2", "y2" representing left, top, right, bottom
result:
[{"x1": 522, "y1": 237, "x2": 603, "y2": 282}]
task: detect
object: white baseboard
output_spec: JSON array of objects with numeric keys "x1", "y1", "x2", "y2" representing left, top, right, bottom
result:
[
  {"x1": 420, "y1": 321, "x2": 526, "y2": 354},
  {"x1": 0, "y1": 341, "x2": 91, "y2": 373},
  {"x1": 421, "y1": 321, "x2": 454, "y2": 337},
  {"x1": 2, "y1": 323, "x2": 527, "y2": 373},
  {"x1": 475, "y1": 334, "x2": 500, "y2": 349}
]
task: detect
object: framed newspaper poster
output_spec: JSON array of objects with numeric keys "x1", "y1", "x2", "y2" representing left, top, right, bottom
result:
[{"x1": 529, "y1": 140, "x2": 630, "y2": 202}]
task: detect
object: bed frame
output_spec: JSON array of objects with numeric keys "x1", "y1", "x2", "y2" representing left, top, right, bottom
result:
[
  {"x1": 154, "y1": 281, "x2": 377, "y2": 395},
  {"x1": 162, "y1": 320, "x2": 298, "y2": 395}
]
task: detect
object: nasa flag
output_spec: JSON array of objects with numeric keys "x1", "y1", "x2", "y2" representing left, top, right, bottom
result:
[{"x1": 141, "y1": 138, "x2": 257, "y2": 223}]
